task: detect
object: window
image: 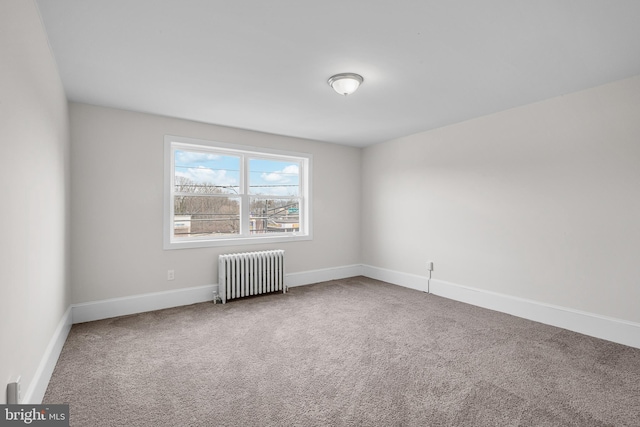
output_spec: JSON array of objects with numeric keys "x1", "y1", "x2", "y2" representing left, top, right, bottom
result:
[{"x1": 164, "y1": 135, "x2": 312, "y2": 249}]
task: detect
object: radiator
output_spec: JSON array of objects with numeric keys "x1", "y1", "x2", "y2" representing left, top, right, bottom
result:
[{"x1": 218, "y1": 250, "x2": 286, "y2": 303}]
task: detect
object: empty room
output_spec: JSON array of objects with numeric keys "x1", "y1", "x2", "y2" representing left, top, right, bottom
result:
[{"x1": 2, "y1": 0, "x2": 639, "y2": 425}]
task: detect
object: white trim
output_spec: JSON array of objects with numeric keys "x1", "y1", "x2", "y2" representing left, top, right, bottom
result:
[
  {"x1": 286, "y1": 264, "x2": 363, "y2": 288},
  {"x1": 71, "y1": 265, "x2": 362, "y2": 325},
  {"x1": 429, "y1": 278, "x2": 640, "y2": 349},
  {"x1": 165, "y1": 134, "x2": 313, "y2": 159},
  {"x1": 166, "y1": 233, "x2": 313, "y2": 250},
  {"x1": 72, "y1": 285, "x2": 216, "y2": 324},
  {"x1": 68, "y1": 264, "x2": 640, "y2": 350},
  {"x1": 360, "y1": 265, "x2": 640, "y2": 349},
  {"x1": 361, "y1": 264, "x2": 428, "y2": 293},
  {"x1": 23, "y1": 306, "x2": 72, "y2": 404},
  {"x1": 163, "y1": 135, "x2": 313, "y2": 250}
]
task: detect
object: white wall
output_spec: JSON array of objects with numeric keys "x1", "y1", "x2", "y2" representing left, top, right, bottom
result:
[
  {"x1": 362, "y1": 75, "x2": 640, "y2": 324},
  {"x1": 0, "y1": 1, "x2": 70, "y2": 403},
  {"x1": 3, "y1": 3, "x2": 637, "y2": 401},
  {"x1": 70, "y1": 103, "x2": 361, "y2": 303}
]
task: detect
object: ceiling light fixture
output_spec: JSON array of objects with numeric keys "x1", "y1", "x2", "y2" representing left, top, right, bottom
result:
[{"x1": 327, "y1": 73, "x2": 364, "y2": 96}]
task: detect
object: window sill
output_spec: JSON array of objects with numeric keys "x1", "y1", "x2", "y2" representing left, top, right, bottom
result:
[{"x1": 163, "y1": 233, "x2": 312, "y2": 250}]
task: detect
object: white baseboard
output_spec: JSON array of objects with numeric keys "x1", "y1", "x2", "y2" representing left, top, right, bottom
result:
[
  {"x1": 361, "y1": 264, "x2": 428, "y2": 292},
  {"x1": 361, "y1": 265, "x2": 640, "y2": 349},
  {"x1": 286, "y1": 264, "x2": 363, "y2": 288},
  {"x1": 69, "y1": 264, "x2": 640, "y2": 350},
  {"x1": 429, "y1": 278, "x2": 640, "y2": 349},
  {"x1": 23, "y1": 306, "x2": 72, "y2": 404},
  {"x1": 72, "y1": 285, "x2": 216, "y2": 324},
  {"x1": 70, "y1": 264, "x2": 363, "y2": 324}
]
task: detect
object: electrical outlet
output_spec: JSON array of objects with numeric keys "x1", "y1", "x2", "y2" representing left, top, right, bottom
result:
[
  {"x1": 427, "y1": 261, "x2": 434, "y2": 271},
  {"x1": 167, "y1": 270, "x2": 175, "y2": 280}
]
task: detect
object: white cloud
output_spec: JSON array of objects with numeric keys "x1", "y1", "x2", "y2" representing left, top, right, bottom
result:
[
  {"x1": 176, "y1": 166, "x2": 237, "y2": 187},
  {"x1": 254, "y1": 186, "x2": 298, "y2": 197},
  {"x1": 261, "y1": 172, "x2": 290, "y2": 183},
  {"x1": 175, "y1": 151, "x2": 220, "y2": 165},
  {"x1": 260, "y1": 164, "x2": 299, "y2": 183},
  {"x1": 282, "y1": 165, "x2": 299, "y2": 174}
]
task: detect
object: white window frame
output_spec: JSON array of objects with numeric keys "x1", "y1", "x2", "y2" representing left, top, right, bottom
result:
[{"x1": 164, "y1": 135, "x2": 312, "y2": 249}]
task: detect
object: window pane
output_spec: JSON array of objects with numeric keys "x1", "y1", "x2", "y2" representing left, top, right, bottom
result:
[
  {"x1": 174, "y1": 150, "x2": 240, "y2": 194},
  {"x1": 249, "y1": 159, "x2": 299, "y2": 196},
  {"x1": 250, "y1": 198, "x2": 300, "y2": 234},
  {"x1": 166, "y1": 136, "x2": 311, "y2": 248},
  {"x1": 174, "y1": 195, "x2": 240, "y2": 238}
]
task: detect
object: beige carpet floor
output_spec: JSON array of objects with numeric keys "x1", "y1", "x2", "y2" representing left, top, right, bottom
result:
[{"x1": 44, "y1": 276, "x2": 640, "y2": 426}]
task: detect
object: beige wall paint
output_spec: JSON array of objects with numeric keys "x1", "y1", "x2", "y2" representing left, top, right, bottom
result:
[
  {"x1": 70, "y1": 103, "x2": 361, "y2": 303},
  {"x1": 362, "y1": 76, "x2": 640, "y2": 323},
  {"x1": 0, "y1": 0, "x2": 70, "y2": 403}
]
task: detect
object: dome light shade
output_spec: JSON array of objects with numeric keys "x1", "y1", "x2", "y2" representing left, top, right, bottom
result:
[{"x1": 328, "y1": 73, "x2": 364, "y2": 96}]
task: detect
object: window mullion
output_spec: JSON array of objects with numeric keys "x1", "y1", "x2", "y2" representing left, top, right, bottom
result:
[
  {"x1": 240, "y1": 155, "x2": 250, "y2": 237},
  {"x1": 165, "y1": 135, "x2": 311, "y2": 249}
]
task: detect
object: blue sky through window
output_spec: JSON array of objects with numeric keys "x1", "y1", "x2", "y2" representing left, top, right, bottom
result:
[
  {"x1": 249, "y1": 158, "x2": 299, "y2": 196},
  {"x1": 174, "y1": 150, "x2": 299, "y2": 196},
  {"x1": 174, "y1": 150, "x2": 240, "y2": 193}
]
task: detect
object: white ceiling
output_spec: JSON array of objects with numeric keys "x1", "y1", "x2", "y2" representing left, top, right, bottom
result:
[{"x1": 35, "y1": 1, "x2": 640, "y2": 147}]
